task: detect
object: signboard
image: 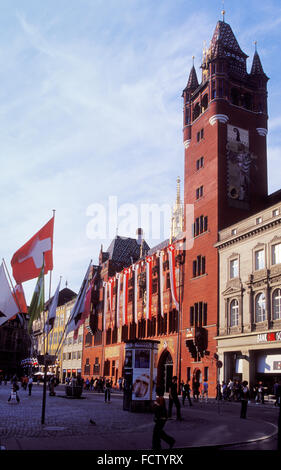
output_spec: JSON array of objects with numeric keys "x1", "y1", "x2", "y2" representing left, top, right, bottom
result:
[
  {"x1": 257, "y1": 331, "x2": 281, "y2": 343},
  {"x1": 257, "y1": 354, "x2": 281, "y2": 373}
]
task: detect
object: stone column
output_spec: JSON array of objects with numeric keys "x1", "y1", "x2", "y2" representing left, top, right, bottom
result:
[{"x1": 241, "y1": 349, "x2": 250, "y2": 384}]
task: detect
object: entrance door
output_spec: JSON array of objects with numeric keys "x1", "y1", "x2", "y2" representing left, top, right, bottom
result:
[
  {"x1": 165, "y1": 364, "x2": 173, "y2": 393},
  {"x1": 157, "y1": 350, "x2": 173, "y2": 394}
]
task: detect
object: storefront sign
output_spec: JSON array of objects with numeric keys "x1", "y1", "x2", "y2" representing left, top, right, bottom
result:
[
  {"x1": 257, "y1": 354, "x2": 281, "y2": 373},
  {"x1": 257, "y1": 331, "x2": 281, "y2": 343}
]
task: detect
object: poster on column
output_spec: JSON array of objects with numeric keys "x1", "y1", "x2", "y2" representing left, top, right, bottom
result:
[{"x1": 131, "y1": 348, "x2": 157, "y2": 401}]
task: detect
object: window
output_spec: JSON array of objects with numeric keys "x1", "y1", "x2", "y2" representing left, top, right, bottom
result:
[
  {"x1": 255, "y1": 293, "x2": 266, "y2": 323},
  {"x1": 204, "y1": 367, "x2": 209, "y2": 381},
  {"x1": 192, "y1": 215, "x2": 208, "y2": 237},
  {"x1": 256, "y1": 217, "x2": 262, "y2": 225},
  {"x1": 273, "y1": 209, "x2": 279, "y2": 217},
  {"x1": 272, "y1": 289, "x2": 281, "y2": 321},
  {"x1": 112, "y1": 360, "x2": 115, "y2": 378},
  {"x1": 272, "y1": 243, "x2": 281, "y2": 265},
  {"x1": 230, "y1": 258, "x2": 239, "y2": 279},
  {"x1": 255, "y1": 250, "x2": 265, "y2": 270},
  {"x1": 231, "y1": 228, "x2": 237, "y2": 235},
  {"x1": 196, "y1": 157, "x2": 204, "y2": 170},
  {"x1": 196, "y1": 186, "x2": 203, "y2": 200},
  {"x1": 196, "y1": 128, "x2": 204, "y2": 141},
  {"x1": 212, "y1": 80, "x2": 216, "y2": 99},
  {"x1": 230, "y1": 299, "x2": 239, "y2": 327},
  {"x1": 192, "y1": 255, "x2": 206, "y2": 277},
  {"x1": 190, "y1": 302, "x2": 207, "y2": 327}
]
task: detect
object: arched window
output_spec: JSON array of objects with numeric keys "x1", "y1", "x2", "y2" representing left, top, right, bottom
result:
[
  {"x1": 201, "y1": 94, "x2": 208, "y2": 112},
  {"x1": 272, "y1": 289, "x2": 281, "y2": 320},
  {"x1": 192, "y1": 103, "x2": 201, "y2": 121},
  {"x1": 230, "y1": 299, "x2": 239, "y2": 327},
  {"x1": 255, "y1": 293, "x2": 266, "y2": 323}
]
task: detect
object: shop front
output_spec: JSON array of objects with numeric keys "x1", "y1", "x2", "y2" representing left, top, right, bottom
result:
[{"x1": 217, "y1": 330, "x2": 281, "y2": 394}]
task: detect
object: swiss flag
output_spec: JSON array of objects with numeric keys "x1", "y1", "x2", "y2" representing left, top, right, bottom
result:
[{"x1": 11, "y1": 217, "x2": 54, "y2": 283}]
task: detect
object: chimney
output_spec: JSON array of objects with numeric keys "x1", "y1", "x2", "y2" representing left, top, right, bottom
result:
[{"x1": 136, "y1": 228, "x2": 143, "y2": 246}]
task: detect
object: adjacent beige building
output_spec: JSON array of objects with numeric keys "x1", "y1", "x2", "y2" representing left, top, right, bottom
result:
[
  {"x1": 216, "y1": 197, "x2": 281, "y2": 393},
  {"x1": 61, "y1": 299, "x2": 84, "y2": 382}
]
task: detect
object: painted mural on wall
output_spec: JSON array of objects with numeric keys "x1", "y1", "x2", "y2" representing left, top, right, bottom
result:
[{"x1": 226, "y1": 124, "x2": 257, "y2": 205}]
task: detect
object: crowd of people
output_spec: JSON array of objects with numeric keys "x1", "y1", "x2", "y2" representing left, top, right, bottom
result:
[{"x1": 215, "y1": 378, "x2": 281, "y2": 405}]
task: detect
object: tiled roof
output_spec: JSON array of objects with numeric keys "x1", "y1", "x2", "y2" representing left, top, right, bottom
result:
[
  {"x1": 184, "y1": 65, "x2": 199, "y2": 92},
  {"x1": 44, "y1": 287, "x2": 77, "y2": 310},
  {"x1": 250, "y1": 51, "x2": 267, "y2": 77},
  {"x1": 106, "y1": 236, "x2": 150, "y2": 266},
  {"x1": 147, "y1": 239, "x2": 170, "y2": 255},
  {"x1": 209, "y1": 21, "x2": 248, "y2": 60}
]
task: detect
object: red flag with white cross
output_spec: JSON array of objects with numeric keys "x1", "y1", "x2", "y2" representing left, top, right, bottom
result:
[{"x1": 11, "y1": 217, "x2": 54, "y2": 283}]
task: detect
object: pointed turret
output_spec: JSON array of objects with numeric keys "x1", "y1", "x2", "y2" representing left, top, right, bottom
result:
[
  {"x1": 209, "y1": 20, "x2": 248, "y2": 60},
  {"x1": 250, "y1": 49, "x2": 268, "y2": 80},
  {"x1": 183, "y1": 64, "x2": 199, "y2": 94}
]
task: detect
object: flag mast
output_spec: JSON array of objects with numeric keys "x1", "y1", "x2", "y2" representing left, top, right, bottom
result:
[{"x1": 42, "y1": 209, "x2": 56, "y2": 425}]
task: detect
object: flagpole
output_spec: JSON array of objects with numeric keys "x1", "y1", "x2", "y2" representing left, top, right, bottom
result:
[{"x1": 41, "y1": 253, "x2": 48, "y2": 425}]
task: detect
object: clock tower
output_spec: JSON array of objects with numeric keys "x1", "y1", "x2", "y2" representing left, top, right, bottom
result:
[{"x1": 181, "y1": 16, "x2": 269, "y2": 395}]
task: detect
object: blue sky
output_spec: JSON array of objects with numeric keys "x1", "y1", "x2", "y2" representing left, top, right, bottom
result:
[{"x1": 1, "y1": 0, "x2": 281, "y2": 302}]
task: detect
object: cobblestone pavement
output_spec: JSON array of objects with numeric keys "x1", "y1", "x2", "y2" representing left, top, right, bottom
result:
[{"x1": 0, "y1": 384, "x2": 279, "y2": 451}]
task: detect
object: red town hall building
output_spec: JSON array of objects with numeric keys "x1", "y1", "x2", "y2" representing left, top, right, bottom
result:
[{"x1": 81, "y1": 17, "x2": 270, "y2": 397}]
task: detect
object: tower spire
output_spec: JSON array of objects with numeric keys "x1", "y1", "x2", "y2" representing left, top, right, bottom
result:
[
  {"x1": 221, "y1": 0, "x2": 225, "y2": 21},
  {"x1": 170, "y1": 177, "x2": 183, "y2": 241}
]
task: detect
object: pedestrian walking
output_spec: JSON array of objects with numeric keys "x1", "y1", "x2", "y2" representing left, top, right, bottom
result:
[
  {"x1": 8, "y1": 381, "x2": 20, "y2": 403},
  {"x1": 256, "y1": 381, "x2": 265, "y2": 404},
  {"x1": 90, "y1": 377, "x2": 94, "y2": 391},
  {"x1": 168, "y1": 376, "x2": 182, "y2": 421},
  {"x1": 216, "y1": 381, "x2": 222, "y2": 400},
  {"x1": 182, "y1": 381, "x2": 192, "y2": 406},
  {"x1": 202, "y1": 380, "x2": 208, "y2": 402},
  {"x1": 227, "y1": 379, "x2": 234, "y2": 401},
  {"x1": 274, "y1": 379, "x2": 281, "y2": 407},
  {"x1": 49, "y1": 376, "x2": 56, "y2": 396},
  {"x1": 192, "y1": 379, "x2": 200, "y2": 401},
  {"x1": 28, "y1": 376, "x2": 33, "y2": 396},
  {"x1": 240, "y1": 380, "x2": 250, "y2": 419},
  {"x1": 105, "y1": 379, "x2": 111, "y2": 403},
  {"x1": 152, "y1": 388, "x2": 175, "y2": 450}
]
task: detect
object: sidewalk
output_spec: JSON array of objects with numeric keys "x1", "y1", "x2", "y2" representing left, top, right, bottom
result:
[{"x1": 0, "y1": 386, "x2": 278, "y2": 451}]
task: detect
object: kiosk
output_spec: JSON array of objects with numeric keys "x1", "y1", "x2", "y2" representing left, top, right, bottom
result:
[{"x1": 123, "y1": 339, "x2": 160, "y2": 412}]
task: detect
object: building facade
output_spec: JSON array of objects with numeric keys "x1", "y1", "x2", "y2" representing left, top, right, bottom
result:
[
  {"x1": 181, "y1": 17, "x2": 269, "y2": 396},
  {"x1": 216, "y1": 197, "x2": 281, "y2": 393}
]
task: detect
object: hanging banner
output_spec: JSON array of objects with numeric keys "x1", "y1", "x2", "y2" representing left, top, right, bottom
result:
[
  {"x1": 103, "y1": 281, "x2": 108, "y2": 331},
  {"x1": 116, "y1": 273, "x2": 121, "y2": 329},
  {"x1": 157, "y1": 251, "x2": 164, "y2": 318},
  {"x1": 146, "y1": 256, "x2": 153, "y2": 320},
  {"x1": 132, "y1": 263, "x2": 139, "y2": 324},
  {"x1": 108, "y1": 277, "x2": 115, "y2": 325},
  {"x1": 122, "y1": 268, "x2": 130, "y2": 325},
  {"x1": 168, "y1": 244, "x2": 179, "y2": 311}
]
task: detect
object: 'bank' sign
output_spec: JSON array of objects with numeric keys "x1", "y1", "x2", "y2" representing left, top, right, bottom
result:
[{"x1": 257, "y1": 331, "x2": 281, "y2": 343}]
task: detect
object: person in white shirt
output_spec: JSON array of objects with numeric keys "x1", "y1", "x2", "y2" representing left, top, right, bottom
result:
[{"x1": 28, "y1": 377, "x2": 33, "y2": 396}]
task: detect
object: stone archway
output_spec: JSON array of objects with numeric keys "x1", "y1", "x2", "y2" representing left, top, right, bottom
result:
[{"x1": 157, "y1": 350, "x2": 173, "y2": 394}]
